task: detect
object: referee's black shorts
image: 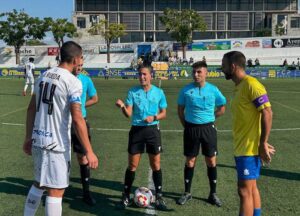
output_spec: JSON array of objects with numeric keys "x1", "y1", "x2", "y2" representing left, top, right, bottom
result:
[
  {"x1": 128, "y1": 124, "x2": 162, "y2": 155},
  {"x1": 183, "y1": 121, "x2": 217, "y2": 158},
  {"x1": 71, "y1": 119, "x2": 91, "y2": 154}
]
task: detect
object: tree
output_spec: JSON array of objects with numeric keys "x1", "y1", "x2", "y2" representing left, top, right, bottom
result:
[
  {"x1": 26, "y1": 39, "x2": 47, "y2": 46},
  {"x1": 0, "y1": 10, "x2": 48, "y2": 64},
  {"x1": 275, "y1": 24, "x2": 285, "y2": 36},
  {"x1": 89, "y1": 20, "x2": 126, "y2": 63},
  {"x1": 160, "y1": 9, "x2": 207, "y2": 60},
  {"x1": 255, "y1": 28, "x2": 272, "y2": 37},
  {"x1": 46, "y1": 18, "x2": 77, "y2": 49}
]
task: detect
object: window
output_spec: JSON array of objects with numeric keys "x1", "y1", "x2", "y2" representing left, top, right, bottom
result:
[
  {"x1": 155, "y1": 0, "x2": 179, "y2": 11},
  {"x1": 254, "y1": 0, "x2": 263, "y2": 10},
  {"x1": 181, "y1": 0, "x2": 190, "y2": 9},
  {"x1": 109, "y1": 0, "x2": 118, "y2": 11},
  {"x1": 192, "y1": 0, "x2": 216, "y2": 11},
  {"x1": 291, "y1": 17, "x2": 300, "y2": 28},
  {"x1": 145, "y1": 32, "x2": 154, "y2": 42},
  {"x1": 217, "y1": 0, "x2": 226, "y2": 11},
  {"x1": 120, "y1": 0, "x2": 143, "y2": 11},
  {"x1": 227, "y1": 0, "x2": 253, "y2": 11},
  {"x1": 120, "y1": 32, "x2": 143, "y2": 43},
  {"x1": 77, "y1": 17, "x2": 86, "y2": 28},
  {"x1": 120, "y1": 13, "x2": 141, "y2": 30},
  {"x1": 76, "y1": 0, "x2": 83, "y2": 11},
  {"x1": 145, "y1": 0, "x2": 154, "y2": 11},
  {"x1": 265, "y1": 0, "x2": 289, "y2": 10},
  {"x1": 83, "y1": 0, "x2": 108, "y2": 11}
]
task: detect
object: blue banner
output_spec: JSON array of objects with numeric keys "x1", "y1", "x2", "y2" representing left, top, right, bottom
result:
[{"x1": 1, "y1": 68, "x2": 300, "y2": 78}]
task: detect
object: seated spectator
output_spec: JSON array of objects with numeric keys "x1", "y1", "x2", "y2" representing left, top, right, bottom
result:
[{"x1": 202, "y1": 56, "x2": 206, "y2": 62}]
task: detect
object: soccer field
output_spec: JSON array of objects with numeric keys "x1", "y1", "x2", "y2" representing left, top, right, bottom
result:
[{"x1": 0, "y1": 78, "x2": 299, "y2": 216}]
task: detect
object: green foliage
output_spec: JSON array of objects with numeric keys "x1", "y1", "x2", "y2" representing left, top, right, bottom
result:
[
  {"x1": 275, "y1": 24, "x2": 285, "y2": 36},
  {"x1": 255, "y1": 28, "x2": 272, "y2": 37},
  {"x1": 89, "y1": 20, "x2": 126, "y2": 63},
  {"x1": 26, "y1": 39, "x2": 47, "y2": 46},
  {"x1": 160, "y1": 8, "x2": 207, "y2": 58},
  {"x1": 46, "y1": 18, "x2": 77, "y2": 48},
  {"x1": 0, "y1": 10, "x2": 48, "y2": 64}
]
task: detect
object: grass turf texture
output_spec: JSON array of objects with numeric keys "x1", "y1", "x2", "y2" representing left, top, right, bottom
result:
[{"x1": 0, "y1": 78, "x2": 299, "y2": 216}]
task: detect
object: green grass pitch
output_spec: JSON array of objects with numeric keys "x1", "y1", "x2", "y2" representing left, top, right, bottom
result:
[{"x1": 0, "y1": 78, "x2": 299, "y2": 216}]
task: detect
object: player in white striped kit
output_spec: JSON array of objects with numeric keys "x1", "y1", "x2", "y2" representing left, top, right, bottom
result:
[
  {"x1": 22, "y1": 41, "x2": 98, "y2": 216},
  {"x1": 23, "y1": 57, "x2": 35, "y2": 96}
]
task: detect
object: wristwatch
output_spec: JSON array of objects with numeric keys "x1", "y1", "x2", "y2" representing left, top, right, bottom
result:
[{"x1": 154, "y1": 115, "x2": 157, "y2": 121}]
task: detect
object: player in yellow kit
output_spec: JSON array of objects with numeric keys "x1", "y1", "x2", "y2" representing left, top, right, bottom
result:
[{"x1": 221, "y1": 51, "x2": 275, "y2": 216}]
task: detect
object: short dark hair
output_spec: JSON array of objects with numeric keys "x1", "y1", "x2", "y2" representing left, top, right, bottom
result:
[
  {"x1": 60, "y1": 41, "x2": 82, "y2": 63},
  {"x1": 223, "y1": 51, "x2": 246, "y2": 69},
  {"x1": 192, "y1": 61, "x2": 207, "y2": 71},
  {"x1": 29, "y1": 57, "x2": 34, "y2": 62},
  {"x1": 138, "y1": 64, "x2": 153, "y2": 74}
]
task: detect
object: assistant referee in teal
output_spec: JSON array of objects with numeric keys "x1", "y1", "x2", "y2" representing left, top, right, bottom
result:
[
  {"x1": 115, "y1": 65, "x2": 168, "y2": 211},
  {"x1": 177, "y1": 61, "x2": 226, "y2": 207}
]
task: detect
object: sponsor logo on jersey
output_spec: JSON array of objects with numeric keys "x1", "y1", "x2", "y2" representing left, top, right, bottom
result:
[
  {"x1": 70, "y1": 96, "x2": 81, "y2": 103},
  {"x1": 33, "y1": 129, "x2": 53, "y2": 138}
]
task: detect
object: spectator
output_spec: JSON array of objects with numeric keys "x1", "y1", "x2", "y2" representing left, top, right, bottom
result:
[
  {"x1": 247, "y1": 59, "x2": 253, "y2": 67},
  {"x1": 297, "y1": 58, "x2": 300, "y2": 69},
  {"x1": 189, "y1": 57, "x2": 194, "y2": 65},
  {"x1": 255, "y1": 58, "x2": 260, "y2": 67},
  {"x1": 281, "y1": 59, "x2": 288, "y2": 67},
  {"x1": 202, "y1": 56, "x2": 206, "y2": 63}
]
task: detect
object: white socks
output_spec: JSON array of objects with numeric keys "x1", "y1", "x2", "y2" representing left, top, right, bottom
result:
[
  {"x1": 24, "y1": 185, "x2": 45, "y2": 216},
  {"x1": 24, "y1": 84, "x2": 28, "y2": 92},
  {"x1": 45, "y1": 196, "x2": 62, "y2": 216}
]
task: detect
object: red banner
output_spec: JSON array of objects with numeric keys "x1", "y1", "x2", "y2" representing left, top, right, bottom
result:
[{"x1": 47, "y1": 47, "x2": 59, "y2": 56}]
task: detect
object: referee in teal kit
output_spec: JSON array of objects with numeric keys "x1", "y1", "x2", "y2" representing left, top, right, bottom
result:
[
  {"x1": 115, "y1": 65, "x2": 168, "y2": 211},
  {"x1": 176, "y1": 61, "x2": 226, "y2": 207}
]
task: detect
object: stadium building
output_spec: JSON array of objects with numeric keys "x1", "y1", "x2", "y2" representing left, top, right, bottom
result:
[{"x1": 73, "y1": 0, "x2": 300, "y2": 43}]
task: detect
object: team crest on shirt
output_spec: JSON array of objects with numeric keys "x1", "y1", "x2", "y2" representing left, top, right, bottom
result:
[{"x1": 243, "y1": 169, "x2": 250, "y2": 176}]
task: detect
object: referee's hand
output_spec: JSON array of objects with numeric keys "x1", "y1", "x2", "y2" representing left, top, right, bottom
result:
[{"x1": 86, "y1": 151, "x2": 99, "y2": 169}]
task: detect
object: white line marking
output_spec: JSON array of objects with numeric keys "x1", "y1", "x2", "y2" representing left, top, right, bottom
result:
[
  {"x1": 0, "y1": 107, "x2": 27, "y2": 118},
  {"x1": 272, "y1": 100, "x2": 300, "y2": 113},
  {"x1": 2, "y1": 122, "x2": 300, "y2": 132},
  {"x1": 145, "y1": 167, "x2": 156, "y2": 216}
]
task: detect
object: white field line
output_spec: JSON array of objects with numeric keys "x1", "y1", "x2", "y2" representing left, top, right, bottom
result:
[
  {"x1": 0, "y1": 107, "x2": 27, "y2": 118},
  {"x1": 2, "y1": 122, "x2": 300, "y2": 132},
  {"x1": 272, "y1": 100, "x2": 300, "y2": 113},
  {"x1": 145, "y1": 167, "x2": 156, "y2": 216}
]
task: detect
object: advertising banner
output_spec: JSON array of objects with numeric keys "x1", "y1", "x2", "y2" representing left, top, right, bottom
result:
[
  {"x1": 99, "y1": 43, "x2": 134, "y2": 53},
  {"x1": 272, "y1": 38, "x2": 300, "y2": 48},
  {"x1": 192, "y1": 41, "x2": 231, "y2": 51},
  {"x1": 47, "y1": 47, "x2": 59, "y2": 56},
  {"x1": 172, "y1": 43, "x2": 192, "y2": 51}
]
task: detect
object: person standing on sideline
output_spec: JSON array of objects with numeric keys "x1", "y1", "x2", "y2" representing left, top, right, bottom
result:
[
  {"x1": 22, "y1": 41, "x2": 98, "y2": 216},
  {"x1": 72, "y1": 59, "x2": 98, "y2": 205},
  {"x1": 115, "y1": 65, "x2": 168, "y2": 211},
  {"x1": 23, "y1": 57, "x2": 35, "y2": 96},
  {"x1": 222, "y1": 51, "x2": 275, "y2": 216},
  {"x1": 176, "y1": 61, "x2": 226, "y2": 207}
]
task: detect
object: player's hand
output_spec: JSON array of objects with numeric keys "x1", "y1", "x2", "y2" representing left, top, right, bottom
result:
[
  {"x1": 259, "y1": 142, "x2": 275, "y2": 165},
  {"x1": 115, "y1": 99, "x2": 125, "y2": 108},
  {"x1": 144, "y1": 116, "x2": 154, "y2": 123},
  {"x1": 86, "y1": 151, "x2": 98, "y2": 169},
  {"x1": 23, "y1": 139, "x2": 32, "y2": 155}
]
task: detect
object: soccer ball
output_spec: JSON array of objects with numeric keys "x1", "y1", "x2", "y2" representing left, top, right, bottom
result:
[{"x1": 134, "y1": 187, "x2": 153, "y2": 207}]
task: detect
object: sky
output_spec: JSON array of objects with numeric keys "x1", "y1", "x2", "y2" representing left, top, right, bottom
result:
[
  {"x1": 0, "y1": 0, "x2": 73, "y2": 19},
  {"x1": 0, "y1": 0, "x2": 73, "y2": 45}
]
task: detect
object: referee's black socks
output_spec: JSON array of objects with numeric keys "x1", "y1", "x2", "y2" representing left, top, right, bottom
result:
[
  {"x1": 152, "y1": 169, "x2": 162, "y2": 194},
  {"x1": 207, "y1": 166, "x2": 217, "y2": 194},
  {"x1": 184, "y1": 165, "x2": 194, "y2": 193},
  {"x1": 80, "y1": 164, "x2": 90, "y2": 195},
  {"x1": 124, "y1": 169, "x2": 135, "y2": 197}
]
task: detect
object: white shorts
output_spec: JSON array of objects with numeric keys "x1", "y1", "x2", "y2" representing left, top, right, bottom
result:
[
  {"x1": 32, "y1": 146, "x2": 71, "y2": 189},
  {"x1": 25, "y1": 76, "x2": 34, "y2": 85}
]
